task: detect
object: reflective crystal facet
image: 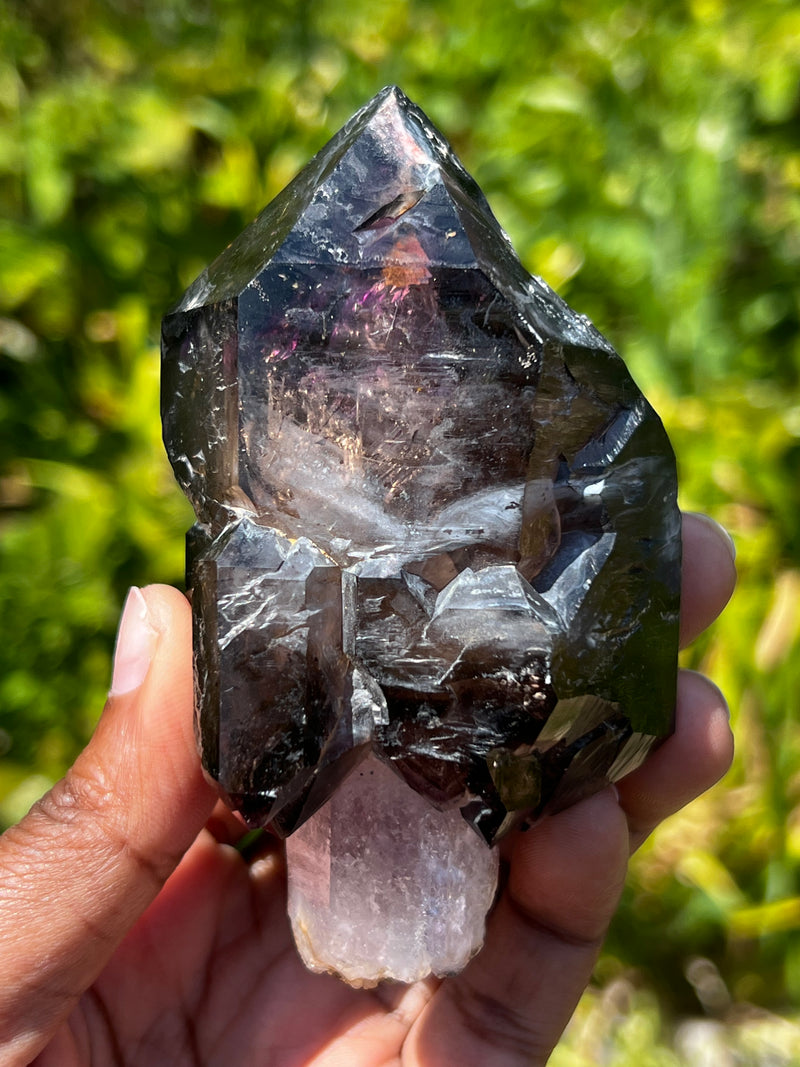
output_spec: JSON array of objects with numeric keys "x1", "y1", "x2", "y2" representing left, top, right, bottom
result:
[{"x1": 162, "y1": 86, "x2": 681, "y2": 984}]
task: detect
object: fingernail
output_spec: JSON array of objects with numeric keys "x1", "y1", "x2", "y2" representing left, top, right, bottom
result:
[
  {"x1": 110, "y1": 587, "x2": 158, "y2": 696},
  {"x1": 688, "y1": 512, "x2": 737, "y2": 562}
]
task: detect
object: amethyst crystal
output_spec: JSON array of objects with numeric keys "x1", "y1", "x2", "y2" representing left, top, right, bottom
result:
[
  {"x1": 161, "y1": 86, "x2": 680, "y2": 982},
  {"x1": 286, "y1": 753, "x2": 499, "y2": 985}
]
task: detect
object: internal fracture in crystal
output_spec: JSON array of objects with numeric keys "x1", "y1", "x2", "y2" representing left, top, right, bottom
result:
[{"x1": 161, "y1": 85, "x2": 681, "y2": 982}]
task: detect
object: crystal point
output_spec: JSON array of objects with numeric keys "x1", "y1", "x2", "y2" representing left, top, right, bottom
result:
[
  {"x1": 287, "y1": 755, "x2": 499, "y2": 987},
  {"x1": 162, "y1": 86, "x2": 681, "y2": 984}
]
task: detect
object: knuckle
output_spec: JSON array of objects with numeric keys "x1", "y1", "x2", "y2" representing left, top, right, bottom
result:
[
  {"x1": 38, "y1": 763, "x2": 117, "y2": 831},
  {"x1": 29, "y1": 765, "x2": 175, "y2": 889}
]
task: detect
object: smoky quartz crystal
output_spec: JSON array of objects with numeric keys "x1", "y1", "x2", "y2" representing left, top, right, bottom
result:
[{"x1": 162, "y1": 86, "x2": 680, "y2": 982}]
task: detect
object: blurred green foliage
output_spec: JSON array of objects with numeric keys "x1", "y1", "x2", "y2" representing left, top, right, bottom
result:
[{"x1": 1, "y1": 0, "x2": 799, "y2": 1059}]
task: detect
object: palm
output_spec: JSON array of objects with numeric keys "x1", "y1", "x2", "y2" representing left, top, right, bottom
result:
[
  {"x1": 46, "y1": 790, "x2": 629, "y2": 1067},
  {"x1": 5, "y1": 514, "x2": 735, "y2": 1067},
  {"x1": 48, "y1": 776, "x2": 656, "y2": 1067},
  {"x1": 85, "y1": 833, "x2": 403, "y2": 1067}
]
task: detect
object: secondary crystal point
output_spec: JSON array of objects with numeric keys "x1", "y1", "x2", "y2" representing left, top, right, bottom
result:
[
  {"x1": 162, "y1": 85, "x2": 681, "y2": 984},
  {"x1": 287, "y1": 754, "x2": 500, "y2": 987}
]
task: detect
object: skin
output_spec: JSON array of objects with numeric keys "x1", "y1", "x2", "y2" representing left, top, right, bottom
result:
[{"x1": 0, "y1": 512, "x2": 736, "y2": 1067}]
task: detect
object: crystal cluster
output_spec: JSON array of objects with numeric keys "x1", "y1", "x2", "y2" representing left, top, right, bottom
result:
[{"x1": 161, "y1": 86, "x2": 681, "y2": 983}]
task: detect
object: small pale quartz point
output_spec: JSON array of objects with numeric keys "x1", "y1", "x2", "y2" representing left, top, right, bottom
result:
[{"x1": 286, "y1": 755, "x2": 500, "y2": 987}]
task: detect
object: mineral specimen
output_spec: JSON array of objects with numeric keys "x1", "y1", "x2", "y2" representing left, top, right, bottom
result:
[{"x1": 161, "y1": 85, "x2": 681, "y2": 984}]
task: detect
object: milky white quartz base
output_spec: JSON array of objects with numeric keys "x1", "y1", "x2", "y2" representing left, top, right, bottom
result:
[{"x1": 285, "y1": 755, "x2": 500, "y2": 987}]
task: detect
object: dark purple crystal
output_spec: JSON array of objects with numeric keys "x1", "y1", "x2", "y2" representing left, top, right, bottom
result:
[{"x1": 161, "y1": 86, "x2": 681, "y2": 844}]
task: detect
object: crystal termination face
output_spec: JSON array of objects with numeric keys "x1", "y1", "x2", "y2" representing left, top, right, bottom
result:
[{"x1": 161, "y1": 86, "x2": 681, "y2": 850}]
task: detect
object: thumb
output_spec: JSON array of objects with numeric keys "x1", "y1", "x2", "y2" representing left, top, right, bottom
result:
[{"x1": 0, "y1": 585, "x2": 216, "y2": 1063}]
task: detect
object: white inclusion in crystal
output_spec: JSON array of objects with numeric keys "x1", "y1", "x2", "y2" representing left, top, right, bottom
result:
[{"x1": 285, "y1": 754, "x2": 500, "y2": 987}]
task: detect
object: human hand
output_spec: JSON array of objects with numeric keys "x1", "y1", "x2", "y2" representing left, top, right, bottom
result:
[{"x1": 0, "y1": 512, "x2": 735, "y2": 1067}]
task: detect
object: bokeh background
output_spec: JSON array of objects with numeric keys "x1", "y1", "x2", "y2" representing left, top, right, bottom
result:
[{"x1": 1, "y1": 0, "x2": 799, "y2": 1061}]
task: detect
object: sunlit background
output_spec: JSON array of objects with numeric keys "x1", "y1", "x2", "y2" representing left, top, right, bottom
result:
[{"x1": 2, "y1": 1, "x2": 800, "y2": 1061}]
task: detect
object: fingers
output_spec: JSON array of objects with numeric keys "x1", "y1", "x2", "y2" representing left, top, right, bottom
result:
[
  {"x1": 406, "y1": 789, "x2": 629, "y2": 1067},
  {"x1": 0, "y1": 585, "x2": 215, "y2": 1066},
  {"x1": 617, "y1": 669, "x2": 733, "y2": 850},
  {"x1": 680, "y1": 512, "x2": 736, "y2": 648},
  {"x1": 405, "y1": 512, "x2": 736, "y2": 1066}
]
